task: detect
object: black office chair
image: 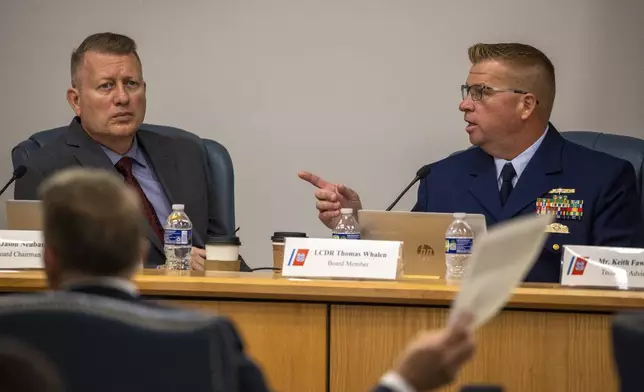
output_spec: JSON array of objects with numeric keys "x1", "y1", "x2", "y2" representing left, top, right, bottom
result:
[
  {"x1": 10, "y1": 123, "x2": 236, "y2": 235},
  {"x1": 0, "y1": 292, "x2": 237, "y2": 392}
]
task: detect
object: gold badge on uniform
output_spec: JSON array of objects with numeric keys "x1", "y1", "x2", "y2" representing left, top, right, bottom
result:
[{"x1": 545, "y1": 223, "x2": 570, "y2": 234}]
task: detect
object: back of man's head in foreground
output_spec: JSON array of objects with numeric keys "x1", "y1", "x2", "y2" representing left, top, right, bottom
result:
[{"x1": 39, "y1": 168, "x2": 147, "y2": 288}]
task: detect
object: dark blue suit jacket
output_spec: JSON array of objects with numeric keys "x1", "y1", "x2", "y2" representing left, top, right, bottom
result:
[{"x1": 412, "y1": 125, "x2": 644, "y2": 283}]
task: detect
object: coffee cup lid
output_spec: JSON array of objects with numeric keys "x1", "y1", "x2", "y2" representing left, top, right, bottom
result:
[
  {"x1": 271, "y1": 232, "x2": 307, "y2": 242},
  {"x1": 207, "y1": 236, "x2": 241, "y2": 246}
]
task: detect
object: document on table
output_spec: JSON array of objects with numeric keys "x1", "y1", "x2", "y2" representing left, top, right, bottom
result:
[{"x1": 449, "y1": 213, "x2": 554, "y2": 329}]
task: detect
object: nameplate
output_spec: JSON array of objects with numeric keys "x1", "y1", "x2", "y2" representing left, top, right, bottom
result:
[
  {"x1": 0, "y1": 230, "x2": 44, "y2": 269},
  {"x1": 281, "y1": 238, "x2": 402, "y2": 280},
  {"x1": 560, "y1": 245, "x2": 644, "y2": 289}
]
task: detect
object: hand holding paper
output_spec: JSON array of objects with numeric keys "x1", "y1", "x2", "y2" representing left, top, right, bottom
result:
[
  {"x1": 450, "y1": 213, "x2": 554, "y2": 328},
  {"x1": 394, "y1": 311, "x2": 475, "y2": 391}
]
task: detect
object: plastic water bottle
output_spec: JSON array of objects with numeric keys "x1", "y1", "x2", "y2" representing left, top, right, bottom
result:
[
  {"x1": 445, "y1": 212, "x2": 473, "y2": 280},
  {"x1": 332, "y1": 208, "x2": 361, "y2": 239},
  {"x1": 163, "y1": 204, "x2": 192, "y2": 270}
]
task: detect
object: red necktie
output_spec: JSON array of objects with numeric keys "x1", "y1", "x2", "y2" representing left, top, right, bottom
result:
[{"x1": 114, "y1": 157, "x2": 164, "y2": 243}]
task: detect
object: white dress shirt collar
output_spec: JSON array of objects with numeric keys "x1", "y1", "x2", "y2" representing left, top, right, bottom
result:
[
  {"x1": 493, "y1": 125, "x2": 549, "y2": 188},
  {"x1": 61, "y1": 277, "x2": 138, "y2": 296}
]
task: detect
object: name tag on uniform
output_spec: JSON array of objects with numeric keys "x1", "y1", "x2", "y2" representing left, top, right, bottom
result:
[
  {"x1": 561, "y1": 245, "x2": 644, "y2": 289},
  {"x1": 281, "y1": 238, "x2": 402, "y2": 280},
  {"x1": 0, "y1": 230, "x2": 44, "y2": 269}
]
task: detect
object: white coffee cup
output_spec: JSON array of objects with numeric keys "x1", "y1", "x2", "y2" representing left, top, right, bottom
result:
[{"x1": 205, "y1": 236, "x2": 241, "y2": 271}]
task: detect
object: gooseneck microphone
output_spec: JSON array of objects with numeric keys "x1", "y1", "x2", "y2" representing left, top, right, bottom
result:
[
  {"x1": 0, "y1": 166, "x2": 27, "y2": 197},
  {"x1": 385, "y1": 164, "x2": 432, "y2": 211}
]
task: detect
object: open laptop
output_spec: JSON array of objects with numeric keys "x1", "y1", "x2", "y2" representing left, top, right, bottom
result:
[
  {"x1": 5, "y1": 200, "x2": 43, "y2": 230},
  {"x1": 358, "y1": 210, "x2": 487, "y2": 277}
]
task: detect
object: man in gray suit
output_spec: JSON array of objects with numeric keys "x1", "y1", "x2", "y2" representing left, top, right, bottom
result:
[{"x1": 14, "y1": 32, "x2": 226, "y2": 270}]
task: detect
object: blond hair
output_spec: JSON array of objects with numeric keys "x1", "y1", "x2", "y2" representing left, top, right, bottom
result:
[{"x1": 468, "y1": 43, "x2": 556, "y2": 118}]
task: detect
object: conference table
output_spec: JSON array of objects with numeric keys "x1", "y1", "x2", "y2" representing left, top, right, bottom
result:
[{"x1": 0, "y1": 270, "x2": 642, "y2": 392}]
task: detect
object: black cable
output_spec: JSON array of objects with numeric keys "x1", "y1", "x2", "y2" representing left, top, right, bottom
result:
[{"x1": 249, "y1": 267, "x2": 281, "y2": 272}]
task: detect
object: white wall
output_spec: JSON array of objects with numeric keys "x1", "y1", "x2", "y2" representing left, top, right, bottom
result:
[{"x1": 1, "y1": 0, "x2": 643, "y2": 268}]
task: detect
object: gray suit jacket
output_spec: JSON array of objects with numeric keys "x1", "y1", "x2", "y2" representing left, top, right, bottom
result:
[{"x1": 14, "y1": 117, "x2": 227, "y2": 267}]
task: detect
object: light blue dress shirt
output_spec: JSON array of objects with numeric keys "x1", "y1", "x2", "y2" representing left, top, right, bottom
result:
[
  {"x1": 101, "y1": 138, "x2": 172, "y2": 226},
  {"x1": 494, "y1": 126, "x2": 549, "y2": 190}
]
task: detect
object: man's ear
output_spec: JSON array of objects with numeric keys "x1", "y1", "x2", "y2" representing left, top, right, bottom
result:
[
  {"x1": 66, "y1": 87, "x2": 81, "y2": 116},
  {"x1": 519, "y1": 94, "x2": 538, "y2": 120},
  {"x1": 43, "y1": 246, "x2": 61, "y2": 290}
]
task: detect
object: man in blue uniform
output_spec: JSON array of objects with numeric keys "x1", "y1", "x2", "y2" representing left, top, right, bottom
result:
[{"x1": 300, "y1": 42, "x2": 643, "y2": 283}]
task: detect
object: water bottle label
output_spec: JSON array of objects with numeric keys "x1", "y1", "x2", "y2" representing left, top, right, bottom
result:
[
  {"x1": 333, "y1": 233, "x2": 361, "y2": 240},
  {"x1": 164, "y1": 229, "x2": 192, "y2": 245},
  {"x1": 445, "y1": 237, "x2": 473, "y2": 254}
]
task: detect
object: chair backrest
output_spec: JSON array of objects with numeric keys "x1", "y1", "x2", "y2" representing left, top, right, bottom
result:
[
  {"x1": 612, "y1": 311, "x2": 644, "y2": 392},
  {"x1": 563, "y1": 131, "x2": 644, "y2": 217},
  {"x1": 10, "y1": 124, "x2": 235, "y2": 234},
  {"x1": 0, "y1": 292, "x2": 232, "y2": 392}
]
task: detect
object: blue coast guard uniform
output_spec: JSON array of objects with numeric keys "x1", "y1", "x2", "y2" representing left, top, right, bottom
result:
[{"x1": 412, "y1": 124, "x2": 643, "y2": 283}]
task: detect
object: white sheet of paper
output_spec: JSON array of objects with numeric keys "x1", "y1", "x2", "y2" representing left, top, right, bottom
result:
[{"x1": 449, "y1": 213, "x2": 554, "y2": 329}]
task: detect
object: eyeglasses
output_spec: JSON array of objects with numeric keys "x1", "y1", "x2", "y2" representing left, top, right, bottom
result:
[{"x1": 461, "y1": 84, "x2": 539, "y2": 104}]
